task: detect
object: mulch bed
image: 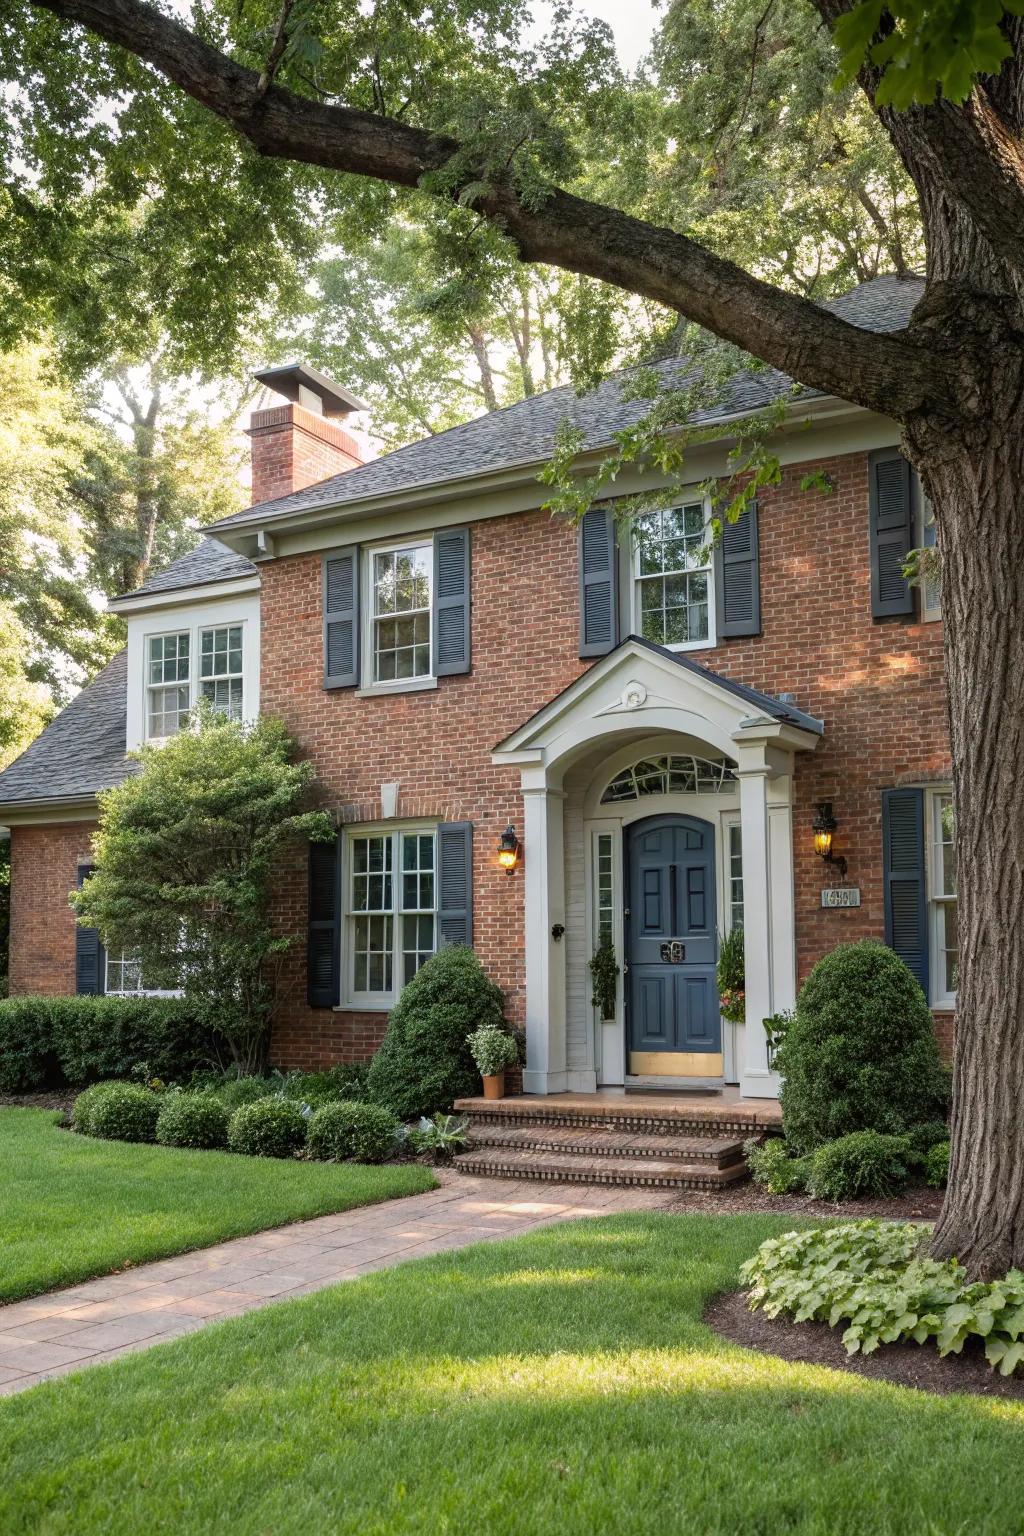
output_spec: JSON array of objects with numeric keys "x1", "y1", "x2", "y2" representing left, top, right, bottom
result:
[
  {"x1": 0, "y1": 1090, "x2": 77, "y2": 1113},
  {"x1": 662, "y1": 1183, "x2": 944, "y2": 1220},
  {"x1": 707, "y1": 1287, "x2": 1024, "y2": 1400}
]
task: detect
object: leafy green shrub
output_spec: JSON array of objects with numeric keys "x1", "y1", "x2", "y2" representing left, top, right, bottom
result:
[
  {"x1": 741, "y1": 1220, "x2": 1024, "y2": 1376},
  {"x1": 366, "y1": 946, "x2": 505, "y2": 1120},
  {"x1": 807, "y1": 1131, "x2": 913, "y2": 1201},
  {"x1": 776, "y1": 940, "x2": 948, "y2": 1152},
  {"x1": 744, "y1": 1137, "x2": 812, "y2": 1194},
  {"x1": 72, "y1": 1080, "x2": 123, "y2": 1135},
  {"x1": 906, "y1": 1120, "x2": 950, "y2": 1160},
  {"x1": 0, "y1": 995, "x2": 214, "y2": 1094},
  {"x1": 86, "y1": 1082, "x2": 160, "y2": 1143},
  {"x1": 227, "y1": 1096, "x2": 307, "y2": 1158},
  {"x1": 212, "y1": 1076, "x2": 276, "y2": 1112},
  {"x1": 275, "y1": 1064, "x2": 370, "y2": 1108},
  {"x1": 467, "y1": 1026, "x2": 518, "y2": 1078},
  {"x1": 926, "y1": 1140, "x2": 951, "y2": 1188},
  {"x1": 155, "y1": 1092, "x2": 230, "y2": 1150},
  {"x1": 306, "y1": 1100, "x2": 398, "y2": 1163},
  {"x1": 408, "y1": 1112, "x2": 470, "y2": 1163}
]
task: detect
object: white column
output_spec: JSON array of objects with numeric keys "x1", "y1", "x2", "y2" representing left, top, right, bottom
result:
[
  {"x1": 521, "y1": 775, "x2": 568, "y2": 1095},
  {"x1": 736, "y1": 748, "x2": 782, "y2": 1098}
]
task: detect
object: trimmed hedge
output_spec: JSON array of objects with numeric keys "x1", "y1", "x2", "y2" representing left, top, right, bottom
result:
[
  {"x1": 776, "y1": 941, "x2": 949, "y2": 1152},
  {"x1": 227, "y1": 1097, "x2": 307, "y2": 1158},
  {"x1": 0, "y1": 995, "x2": 214, "y2": 1094},
  {"x1": 72, "y1": 1080, "x2": 123, "y2": 1136},
  {"x1": 211, "y1": 1077, "x2": 276, "y2": 1112},
  {"x1": 307, "y1": 1100, "x2": 398, "y2": 1164},
  {"x1": 808, "y1": 1130, "x2": 914, "y2": 1201},
  {"x1": 86, "y1": 1083, "x2": 160, "y2": 1143},
  {"x1": 156, "y1": 1093, "x2": 230, "y2": 1150},
  {"x1": 926, "y1": 1140, "x2": 951, "y2": 1188},
  {"x1": 367, "y1": 946, "x2": 505, "y2": 1120}
]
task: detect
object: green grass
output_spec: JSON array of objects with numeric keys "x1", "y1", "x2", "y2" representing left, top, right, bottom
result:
[
  {"x1": 3, "y1": 1211, "x2": 1023, "y2": 1534},
  {"x1": 0, "y1": 1108, "x2": 435, "y2": 1303}
]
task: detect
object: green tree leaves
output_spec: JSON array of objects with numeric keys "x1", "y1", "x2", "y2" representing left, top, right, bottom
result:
[{"x1": 834, "y1": 0, "x2": 1021, "y2": 106}]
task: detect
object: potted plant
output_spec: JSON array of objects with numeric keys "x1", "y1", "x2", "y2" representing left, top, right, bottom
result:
[
  {"x1": 467, "y1": 1026, "x2": 519, "y2": 1100},
  {"x1": 717, "y1": 927, "x2": 746, "y2": 1023},
  {"x1": 588, "y1": 939, "x2": 619, "y2": 1022}
]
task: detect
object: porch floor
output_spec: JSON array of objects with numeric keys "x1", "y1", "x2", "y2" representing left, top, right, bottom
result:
[{"x1": 454, "y1": 1085, "x2": 783, "y2": 1130}]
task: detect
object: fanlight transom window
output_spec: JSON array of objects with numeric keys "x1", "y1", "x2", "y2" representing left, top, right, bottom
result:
[{"x1": 601, "y1": 754, "x2": 738, "y2": 803}]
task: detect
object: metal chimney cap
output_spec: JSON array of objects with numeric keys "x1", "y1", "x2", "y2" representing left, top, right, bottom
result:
[{"x1": 252, "y1": 363, "x2": 368, "y2": 418}]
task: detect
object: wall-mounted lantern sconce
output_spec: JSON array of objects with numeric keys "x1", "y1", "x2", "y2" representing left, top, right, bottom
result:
[
  {"x1": 813, "y1": 801, "x2": 848, "y2": 880},
  {"x1": 497, "y1": 824, "x2": 521, "y2": 872}
]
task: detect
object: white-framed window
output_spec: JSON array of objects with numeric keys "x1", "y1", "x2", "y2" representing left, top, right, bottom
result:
[
  {"x1": 727, "y1": 821, "x2": 744, "y2": 931},
  {"x1": 927, "y1": 788, "x2": 957, "y2": 1006},
  {"x1": 199, "y1": 625, "x2": 244, "y2": 720},
  {"x1": 369, "y1": 542, "x2": 432, "y2": 685},
  {"x1": 145, "y1": 622, "x2": 247, "y2": 739},
  {"x1": 147, "y1": 631, "x2": 191, "y2": 739},
  {"x1": 594, "y1": 831, "x2": 615, "y2": 948},
  {"x1": 105, "y1": 947, "x2": 180, "y2": 997},
  {"x1": 919, "y1": 491, "x2": 942, "y2": 623},
  {"x1": 633, "y1": 502, "x2": 715, "y2": 651},
  {"x1": 346, "y1": 826, "x2": 437, "y2": 1005}
]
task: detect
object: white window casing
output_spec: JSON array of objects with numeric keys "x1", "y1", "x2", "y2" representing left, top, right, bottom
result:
[
  {"x1": 630, "y1": 501, "x2": 716, "y2": 653},
  {"x1": 927, "y1": 787, "x2": 957, "y2": 1007},
  {"x1": 344, "y1": 824, "x2": 438, "y2": 1008}
]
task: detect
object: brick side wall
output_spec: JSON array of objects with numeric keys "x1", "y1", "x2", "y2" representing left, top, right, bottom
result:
[
  {"x1": 259, "y1": 446, "x2": 953, "y2": 1070},
  {"x1": 8, "y1": 823, "x2": 97, "y2": 996}
]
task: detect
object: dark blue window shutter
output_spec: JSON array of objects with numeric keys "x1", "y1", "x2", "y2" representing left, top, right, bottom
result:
[
  {"x1": 437, "y1": 822, "x2": 473, "y2": 948},
  {"x1": 323, "y1": 547, "x2": 359, "y2": 688},
  {"x1": 714, "y1": 501, "x2": 761, "y2": 637},
  {"x1": 579, "y1": 507, "x2": 617, "y2": 657},
  {"x1": 882, "y1": 788, "x2": 930, "y2": 998},
  {"x1": 75, "y1": 865, "x2": 105, "y2": 996},
  {"x1": 307, "y1": 836, "x2": 340, "y2": 1008},
  {"x1": 433, "y1": 528, "x2": 470, "y2": 676},
  {"x1": 869, "y1": 449, "x2": 915, "y2": 618}
]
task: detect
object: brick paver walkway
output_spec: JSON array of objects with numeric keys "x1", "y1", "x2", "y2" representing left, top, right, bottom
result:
[{"x1": 0, "y1": 1176, "x2": 677, "y2": 1396}]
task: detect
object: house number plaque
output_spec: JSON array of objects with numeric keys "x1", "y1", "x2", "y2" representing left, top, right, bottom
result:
[
  {"x1": 660, "y1": 941, "x2": 686, "y2": 963},
  {"x1": 821, "y1": 887, "x2": 862, "y2": 909}
]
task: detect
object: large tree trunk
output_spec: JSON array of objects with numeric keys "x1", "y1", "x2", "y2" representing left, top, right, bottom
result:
[{"x1": 907, "y1": 353, "x2": 1024, "y2": 1276}]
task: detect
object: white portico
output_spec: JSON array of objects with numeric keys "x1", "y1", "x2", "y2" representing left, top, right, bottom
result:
[{"x1": 493, "y1": 638, "x2": 822, "y2": 1100}]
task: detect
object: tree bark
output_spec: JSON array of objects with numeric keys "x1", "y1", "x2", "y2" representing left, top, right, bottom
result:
[{"x1": 905, "y1": 361, "x2": 1024, "y2": 1276}]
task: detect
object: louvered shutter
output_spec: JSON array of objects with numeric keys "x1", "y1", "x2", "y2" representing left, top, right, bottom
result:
[
  {"x1": 433, "y1": 528, "x2": 471, "y2": 676},
  {"x1": 869, "y1": 449, "x2": 915, "y2": 618},
  {"x1": 323, "y1": 547, "x2": 359, "y2": 688},
  {"x1": 307, "y1": 836, "x2": 340, "y2": 1007},
  {"x1": 75, "y1": 865, "x2": 105, "y2": 996},
  {"x1": 882, "y1": 788, "x2": 930, "y2": 998},
  {"x1": 578, "y1": 506, "x2": 618, "y2": 657},
  {"x1": 714, "y1": 501, "x2": 761, "y2": 637},
  {"x1": 437, "y1": 822, "x2": 473, "y2": 948}
]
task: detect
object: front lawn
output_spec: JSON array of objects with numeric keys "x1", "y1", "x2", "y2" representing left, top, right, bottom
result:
[
  {"x1": 0, "y1": 1108, "x2": 435, "y2": 1303},
  {"x1": 3, "y1": 1212, "x2": 1023, "y2": 1533}
]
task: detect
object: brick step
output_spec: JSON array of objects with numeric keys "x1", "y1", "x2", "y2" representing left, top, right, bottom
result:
[
  {"x1": 453, "y1": 1146, "x2": 750, "y2": 1190},
  {"x1": 454, "y1": 1098, "x2": 775, "y2": 1141},
  {"x1": 469, "y1": 1122, "x2": 746, "y2": 1167}
]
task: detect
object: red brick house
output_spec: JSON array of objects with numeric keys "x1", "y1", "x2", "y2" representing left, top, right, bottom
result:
[{"x1": 0, "y1": 276, "x2": 955, "y2": 1102}]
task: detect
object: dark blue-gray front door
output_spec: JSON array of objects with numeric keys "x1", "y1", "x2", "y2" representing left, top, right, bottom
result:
[{"x1": 625, "y1": 814, "x2": 722, "y2": 1074}]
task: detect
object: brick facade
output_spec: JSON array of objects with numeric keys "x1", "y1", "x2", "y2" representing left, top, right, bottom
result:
[
  {"x1": 4, "y1": 444, "x2": 955, "y2": 1067},
  {"x1": 8, "y1": 823, "x2": 97, "y2": 996},
  {"x1": 258, "y1": 445, "x2": 953, "y2": 1069}
]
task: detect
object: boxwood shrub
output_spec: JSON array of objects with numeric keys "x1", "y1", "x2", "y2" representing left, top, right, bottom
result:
[
  {"x1": 307, "y1": 1100, "x2": 398, "y2": 1164},
  {"x1": 86, "y1": 1083, "x2": 160, "y2": 1143},
  {"x1": 807, "y1": 1130, "x2": 914, "y2": 1201},
  {"x1": 366, "y1": 946, "x2": 505, "y2": 1120},
  {"x1": 156, "y1": 1092, "x2": 230, "y2": 1150},
  {"x1": 212, "y1": 1076, "x2": 276, "y2": 1113},
  {"x1": 72, "y1": 1080, "x2": 123, "y2": 1135},
  {"x1": 926, "y1": 1140, "x2": 951, "y2": 1188},
  {"x1": 776, "y1": 940, "x2": 949, "y2": 1152},
  {"x1": 0, "y1": 995, "x2": 215, "y2": 1094},
  {"x1": 227, "y1": 1097, "x2": 307, "y2": 1158}
]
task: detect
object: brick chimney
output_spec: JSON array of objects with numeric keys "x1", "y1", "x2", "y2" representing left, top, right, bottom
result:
[{"x1": 247, "y1": 363, "x2": 368, "y2": 505}]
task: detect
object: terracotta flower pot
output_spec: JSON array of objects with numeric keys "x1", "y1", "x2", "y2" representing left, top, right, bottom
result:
[{"x1": 482, "y1": 1072, "x2": 506, "y2": 1101}]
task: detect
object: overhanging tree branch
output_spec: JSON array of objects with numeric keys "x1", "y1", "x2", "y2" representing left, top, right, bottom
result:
[{"x1": 32, "y1": 0, "x2": 955, "y2": 420}]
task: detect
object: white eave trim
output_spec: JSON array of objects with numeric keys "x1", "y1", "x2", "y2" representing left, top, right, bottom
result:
[
  {"x1": 0, "y1": 795, "x2": 100, "y2": 825},
  {"x1": 107, "y1": 575, "x2": 261, "y2": 615}
]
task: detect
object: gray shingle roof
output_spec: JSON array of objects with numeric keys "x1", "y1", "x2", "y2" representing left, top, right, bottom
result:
[
  {"x1": 211, "y1": 274, "x2": 924, "y2": 533},
  {"x1": 116, "y1": 538, "x2": 258, "y2": 604},
  {"x1": 0, "y1": 651, "x2": 135, "y2": 810}
]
